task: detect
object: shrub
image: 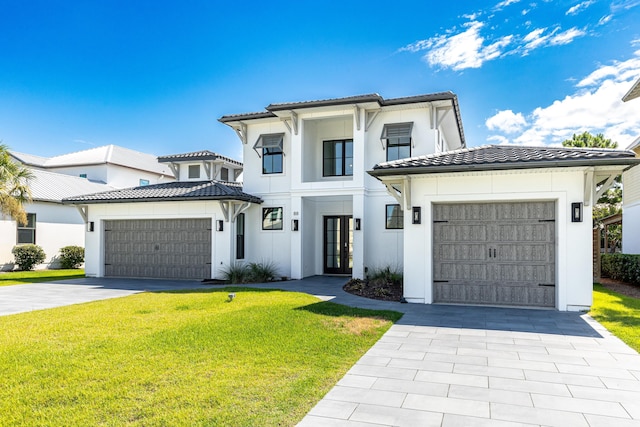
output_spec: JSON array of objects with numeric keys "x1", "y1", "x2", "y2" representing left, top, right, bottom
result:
[
  {"x1": 220, "y1": 262, "x2": 250, "y2": 284},
  {"x1": 247, "y1": 260, "x2": 279, "y2": 283},
  {"x1": 59, "y1": 245, "x2": 85, "y2": 269},
  {"x1": 368, "y1": 265, "x2": 403, "y2": 285},
  {"x1": 601, "y1": 254, "x2": 640, "y2": 285},
  {"x1": 11, "y1": 244, "x2": 46, "y2": 271}
]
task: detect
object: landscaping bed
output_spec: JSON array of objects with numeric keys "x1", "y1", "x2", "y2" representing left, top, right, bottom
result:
[{"x1": 343, "y1": 267, "x2": 404, "y2": 302}]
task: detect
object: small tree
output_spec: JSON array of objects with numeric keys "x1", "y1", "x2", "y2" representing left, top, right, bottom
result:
[
  {"x1": 12, "y1": 244, "x2": 46, "y2": 271},
  {"x1": 59, "y1": 245, "x2": 85, "y2": 269},
  {"x1": 562, "y1": 132, "x2": 618, "y2": 149}
]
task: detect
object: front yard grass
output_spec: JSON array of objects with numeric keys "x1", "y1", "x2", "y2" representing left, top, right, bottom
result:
[
  {"x1": 0, "y1": 269, "x2": 85, "y2": 286},
  {"x1": 591, "y1": 284, "x2": 640, "y2": 352},
  {"x1": 0, "y1": 287, "x2": 401, "y2": 426}
]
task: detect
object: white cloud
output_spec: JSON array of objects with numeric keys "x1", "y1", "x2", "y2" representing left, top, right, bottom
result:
[
  {"x1": 486, "y1": 51, "x2": 640, "y2": 147},
  {"x1": 487, "y1": 135, "x2": 511, "y2": 145},
  {"x1": 421, "y1": 21, "x2": 514, "y2": 70},
  {"x1": 598, "y1": 15, "x2": 613, "y2": 25},
  {"x1": 486, "y1": 110, "x2": 528, "y2": 133},
  {"x1": 566, "y1": 1, "x2": 594, "y2": 15},
  {"x1": 494, "y1": 0, "x2": 521, "y2": 10},
  {"x1": 549, "y1": 27, "x2": 586, "y2": 45}
]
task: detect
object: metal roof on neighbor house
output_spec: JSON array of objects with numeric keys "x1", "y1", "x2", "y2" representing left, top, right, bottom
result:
[
  {"x1": 28, "y1": 169, "x2": 115, "y2": 203},
  {"x1": 157, "y1": 150, "x2": 242, "y2": 166},
  {"x1": 369, "y1": 145, "x2": 640, "y2": 177},
  {"x1": 16, "y1": 145, "x2": 173, "y2": 177},
  {"x1": 62, "y1": 180, "x2": 262, "y2": 204},
  {"x1": 218, "y1": 91, "x2": 466, "y2": 147}
]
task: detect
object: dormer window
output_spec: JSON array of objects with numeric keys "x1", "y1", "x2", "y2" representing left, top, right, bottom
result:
[
  {"x1": 381, "y1": 123, "x2": 413, "y2": 162},
  {"x1": 254, "y1": 133, "x2": 284, "y2": 174},
  {"x1": 188, "y1": 165, "x2": 201, "y2": 179}
]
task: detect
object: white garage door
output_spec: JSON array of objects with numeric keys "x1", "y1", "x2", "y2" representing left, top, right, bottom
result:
[
  {"x1": 433, "y1": 202, "x2": 555, "y2": 308},
  {"x1": 104, "y1": 219, "x2": 212, "y2": 279}
]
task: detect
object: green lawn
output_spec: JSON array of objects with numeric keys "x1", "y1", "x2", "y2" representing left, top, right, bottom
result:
[
  {"x1": 0, "y1": 269, "x2": 85, "y2": 286},
  {"x1": 0, "y1": 288, "x2": 401, "y2": 426},
  {"x1": 591, "y1": 284, "x2": 640, "y2": 352}
]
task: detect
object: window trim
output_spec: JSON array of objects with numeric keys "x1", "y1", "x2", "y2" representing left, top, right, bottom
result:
[
  {"x1": 385, "y1": 204, "x2": 404, "y2": 230},
  {"x1": 322, "y1": 139, "x2": 353, "y2": 177},
  {"x1": 262, "y1": 207, "x2": 284, "y2": 230},
  {"x1": 17, "y1": 213, "x2": 36, "y2": 244},
  {"x1": 381, "y1": 122, "x2": 413, "y2": 162}
]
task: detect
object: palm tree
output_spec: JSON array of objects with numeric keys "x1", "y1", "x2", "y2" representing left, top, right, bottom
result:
[{"x1": 0, "y1": 143, "x2": 33, "y2": 225}]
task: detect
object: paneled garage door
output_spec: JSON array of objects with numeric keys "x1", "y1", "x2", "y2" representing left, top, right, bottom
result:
[
  {"x1": 104, "y1": 219, "x2": 212, "y2": 279},
  {"x1": 433, "y1": 202, "x2": 555, "y2": 308}
]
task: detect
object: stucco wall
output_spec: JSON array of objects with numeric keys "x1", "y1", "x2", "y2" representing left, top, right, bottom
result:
[{"x1": 402, "y1": 168, "x2": 593, "y2": 311}]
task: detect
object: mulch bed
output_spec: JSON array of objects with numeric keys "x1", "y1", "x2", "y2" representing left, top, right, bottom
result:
[
  {"x1": 598, "y1": 277, "x2": 640, "y2": 299},
  {"x1": 343, "y1": 278, "x2": 404, "y2": 302}
]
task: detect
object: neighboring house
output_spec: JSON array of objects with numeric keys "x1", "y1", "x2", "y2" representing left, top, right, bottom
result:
[
  {"x1": 64, "y1": 152, "x2": 257, "y2": 279},
  {"x1": 3, "y1": 144, "x2": 175, "y2": 270},
  {"x1": 622, "y1": 77, "x2": 640, "y2": 254},
  {"x1": 0, "y1": 170, "x2": 113, "y2": 270},
  {"x1": 65, "y1": 92, "x2": 640, "y2": 311},
  {"x1": 11, "y1": 144, "x2": 175, "y2": 188}
]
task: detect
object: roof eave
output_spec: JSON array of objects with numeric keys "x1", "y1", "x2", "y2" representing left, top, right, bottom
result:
[
  {"x1": 62, "y1": 195, "x2": 263, "y2": 205},
  {"x1": 368, "y1": 158, "x2": 640, "y2": 178}
]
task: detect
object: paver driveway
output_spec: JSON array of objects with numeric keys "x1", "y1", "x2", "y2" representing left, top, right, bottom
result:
[{"x1": 1, "y1": 276, "x2": 639, "y2": 426}]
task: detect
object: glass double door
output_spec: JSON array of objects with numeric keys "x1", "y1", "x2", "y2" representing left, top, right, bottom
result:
[{"x1": 323, "y1": 216, "x2": 353, "y2": 275}]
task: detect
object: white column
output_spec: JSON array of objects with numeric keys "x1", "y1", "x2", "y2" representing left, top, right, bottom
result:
[{"x1": 352, "y1": 192, "x2": 365, "y2": 279}]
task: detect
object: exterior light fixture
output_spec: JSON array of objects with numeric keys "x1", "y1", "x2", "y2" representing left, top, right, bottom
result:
[
  {"x1": 216, "y1": 220, "x2": 224, "y2": 231},
  {"x1": 291, "y1": 219, "x2": 299, "y2": 231},
  {"x1": 412, "y1": 206, "x2": 421, "y2": 224},
  {"x1": 354, "y1": 218, "x2": 361, "y2": 230},
  {"x1": 87, "y1": 221, "x2": 95, "y2": 232},
  {"x1": 571, "y1": 202, "x2": 583, "y2": 222}
]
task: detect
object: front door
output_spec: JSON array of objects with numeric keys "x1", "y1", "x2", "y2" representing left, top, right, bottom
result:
[{"x1": 324, "y1": 216, "x2": 353, "y2": 274}]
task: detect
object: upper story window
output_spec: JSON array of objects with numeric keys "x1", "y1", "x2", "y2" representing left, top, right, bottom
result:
[
  {"x1": 262, "y1": 207, "x2": 283, "y2": 230},
  {"x1": 188, "y1": 165, "x2": 201, "y2": 179},
  {"x1": 220, "y1": 167, "x2": 229, "y2": 181},
  {"x1": 323, "y1": 139, "x2": 353, "y2": 177},
  {"x1": 385, "y1": 204, "x2": 403, "y2": 229},
  {"x1": 254, "y1": 133, "x2": 284, "y2": 175},
  {"x1": 139, "y1": 179, "x2": 150, "y2": 186},
  {"x1": 381, "y1": 122, "x2": 413, "y2": 162},
  {"x1": 17, "y1": 213, "x2": 36, "y2": 244},
  {"x1": 79, "y1": 173, "x2": 87, "y2": 178}
]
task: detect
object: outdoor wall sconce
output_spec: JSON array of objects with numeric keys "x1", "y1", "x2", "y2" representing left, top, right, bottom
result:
[
  {"x1": 87, "y1": 221, "x2": 95, "y2": 232},
  {"x1": 571, "y1": 202, "x2": 583, "y2": 223},
  {"x1": 291, "y1": 219, "x2": 299, "y2": 231},
  {"x1": 412, "y1": 206, "x2": 421, "y2": 224},
  {"x1": 216, "y1": 220, "x2": 224, "y2": 231},
  {"x1": 354, "y1": 218, "x2": 361, "y2": 230}
]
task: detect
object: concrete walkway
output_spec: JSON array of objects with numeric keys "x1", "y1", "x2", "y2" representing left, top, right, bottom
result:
[{"x1": 1, "y1": 276, "x2": 640, "y2": 426}]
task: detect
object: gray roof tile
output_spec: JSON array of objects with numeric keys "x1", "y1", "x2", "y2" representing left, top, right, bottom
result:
[
  {"x1": 63, "y1": 180, "x2": 262, "y2": 204},
  {"x1": 157, "y1": 150, "x2": 242, "y2": 165},
  {"x1": 370, "y1": 145, "x2": 640, "y2": 176}
]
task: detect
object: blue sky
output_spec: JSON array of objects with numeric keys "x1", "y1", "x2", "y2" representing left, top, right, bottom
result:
[{"x1": 1, "y1": 0, "x2": 639, "y2": 161}]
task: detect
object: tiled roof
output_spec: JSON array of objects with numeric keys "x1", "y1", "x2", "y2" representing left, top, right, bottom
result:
[
  {"x1": 623, "y1": 78, "x2": 640, "y2": 102},
  {"x1": 369, "y1": 145, "x2": 640, "y2": 176},
  {"x1": 32, "y1": 145, "x2": 173, "y2": 176},
  {"x1": 28, "y1": 169, "x2": 114, "y2": 203},
  {"x1": 10, "y1": 151, "x2": 49, "y2": 167},
  {"x1": 157, "y1": 150, "x2": 242, "y2": 166},
  {"x1": 62, "y1": 180, "x2": 262, "y2": 204},
  {"x1": 218, "y1": 91, "x2": 466, "y2": 147}
]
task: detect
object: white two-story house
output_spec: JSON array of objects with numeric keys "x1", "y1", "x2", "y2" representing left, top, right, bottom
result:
[{"x1": 218, "y1": 93, "x2": 466, "y2": 280}]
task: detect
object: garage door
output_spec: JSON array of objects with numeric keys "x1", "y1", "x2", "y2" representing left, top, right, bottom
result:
[
  {"x1": 433, "y1": 202, "x2": 555, "y2": 308},
  {"x1": 104, "y1": 219, "x2": 212, "y2": 279}
]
